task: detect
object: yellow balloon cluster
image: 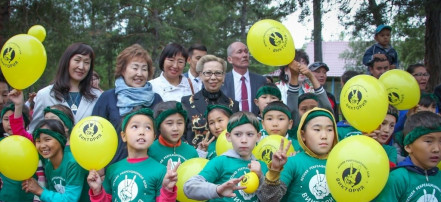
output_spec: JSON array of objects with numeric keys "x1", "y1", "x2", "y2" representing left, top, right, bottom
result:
[
  {"x1": 176, "y1": 158, "x2": 208, "y2": 202},
  {"x1": 252, "y1": 135, "x2": 294, "y2": 164},
  {"x1": 0, "y1": 25, "x2": 47, "y2": 90},
  {"x1": 379, "y1": 69, "x2": 420, "y2": 110},
  {"x1": 215, "y1": 130, "x2": 233, "y2": 156},
  {"x1": 247, "y1": 19, "x2": 295, "y2": 66},
  {"x1": 340, "y1": 75, "x2": 388, "y2": 132},
  {"x1": 0, "y1": 136, "x2": 39, "y2": 181},
  {"x1": 326, "y1": 135, "x2": 389, "y2": 202},
  {"x1": 70, "y1": 116, "x2": 118, "y2": 170}
]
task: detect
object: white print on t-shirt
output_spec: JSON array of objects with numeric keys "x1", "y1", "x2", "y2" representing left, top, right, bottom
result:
[
  {"x1": 309, "y1": 170, "x2": 330, "y2": 200},
  {"x1": 416, "y1": 189, "x2": 437, "y2": 202},
  {"x1": 118, "y1": 175, "x2": 138, "y2": 202},
  {"x1": 51, "y1": 177, "x2": 65, "y2": 193}
]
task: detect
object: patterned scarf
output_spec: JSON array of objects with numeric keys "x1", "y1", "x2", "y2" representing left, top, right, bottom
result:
[{"x1": 115, "y1": 77, "x2": 155, "y2": 116}]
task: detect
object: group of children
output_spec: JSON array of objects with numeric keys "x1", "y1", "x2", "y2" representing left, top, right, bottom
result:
[{"x1": 0, "y1": 57, "x2": 440, "y2": 201}]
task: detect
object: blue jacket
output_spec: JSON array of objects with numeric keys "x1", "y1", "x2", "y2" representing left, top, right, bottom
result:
[{"x1": 363, "y1": 43, "x2": 399, "y2": 67}]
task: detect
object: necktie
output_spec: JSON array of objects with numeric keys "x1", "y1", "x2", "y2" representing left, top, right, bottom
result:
[{"x1": 241, "y1": 76, "x2": 249, "y2": 111}]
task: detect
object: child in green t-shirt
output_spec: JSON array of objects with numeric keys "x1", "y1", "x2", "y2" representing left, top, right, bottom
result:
[
  {"x1": 87, "y1": 108, "x2": 178, "y2": 201},
  {"x1": 257, "y1": 107, "x2": 339, "y2": 202},
  {"x1": 22, "y1": 119, "x2": 89, "y2": 201},
  {"x1": 375, "y1": 111, "x2": 441, "y2": 201},
  {"x1": 197, "y1": 104, "x2": 232, "y2": 160},
  {"x1": 184, "y1": 111, "x2": 268, "y2": 201},
  {"x1": 253, "y1": 83, "x2": 282, "y2": 139},
  {"x1": 148, "y1": 101, "x2": 198, "y2": 167}
]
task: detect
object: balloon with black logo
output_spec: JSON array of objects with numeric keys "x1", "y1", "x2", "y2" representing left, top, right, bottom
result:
[{"x1": 326, "y1": 135, "x2": 389, "y2": 201}]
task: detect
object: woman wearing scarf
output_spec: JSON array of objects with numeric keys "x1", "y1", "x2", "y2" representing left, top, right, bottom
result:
[
  {"x1": 181, "y1": 55, "x2": 239, "y2": 148},
  {"x1": 92, "y1": 44, "x2": 162, "y2": 164}
]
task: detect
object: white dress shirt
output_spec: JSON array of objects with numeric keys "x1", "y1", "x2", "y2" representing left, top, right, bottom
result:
[
  {"x1": 150, "y1": 72, "x2": 193, "y2": 102},
  {"x1": 187, "y1": 71, "x2": 202, "y2": 93},
  {"x1": 232, "y1": 69, "x2": 252, "y2": 111}
]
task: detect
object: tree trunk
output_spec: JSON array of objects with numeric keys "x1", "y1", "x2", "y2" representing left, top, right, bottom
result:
[
  {"x1": 0, "y1": 0, "x2": 9, "y2": 46},
  {"x1": 240, "y1": 0, "x2": 247, "y2": 41},
  {"x1": 313, "y1": 0, "x2": 322, "y2": 62},
  {"x1": 368, "y1": 0, "x2": 384, "y2": 25},
  {"x1": 425, "y1": 0, "x2": 441, "y2": 91}
]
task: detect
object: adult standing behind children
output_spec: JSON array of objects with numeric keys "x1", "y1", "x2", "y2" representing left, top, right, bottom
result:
[
  {"x1": 182, "y1": 55, "x2": 239, "y2": 147},
  {"x1": 368, "y1": 56, "x2": 391, "y2": 79},
  {"x1": 150, "y1": 43, "x2": 193, "y2": 102},
  {"x1": 184, "y1": 44, "x2": 207, "y2": 94},
  {"x1": 92, "y1": 44, "x2": 162, "y2": 164},
  {"x1": 221, "y1": 42, "x2": 266, "y2": 116},
  {"x1": 363, "y1": 24, "x2": 399, "y2": 69},
  {"x1": 29, "y1": 43, "x2": 101, "y2": 132}
]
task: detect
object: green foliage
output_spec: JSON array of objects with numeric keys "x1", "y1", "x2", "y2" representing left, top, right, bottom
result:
[{"x1": 1, "y1": 0, "x2": 297, "y2": 93}]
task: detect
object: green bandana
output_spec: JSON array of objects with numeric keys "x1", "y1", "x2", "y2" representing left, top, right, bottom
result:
[
  {"x1": 155, "y1": 102, "x2": 188, "y2": 130},
  {"x1": 255, "y1": 86, "x2": 282, "y2": 100},
  {"x1": 204, "y1": 104, "x2": 233, "y2": 119},
  {"x1": 262, "y1": 105, "x2": 292, "y2": 120},
  {"x1": 404, "y1": 126, "x2": 441, "y2": 146},
  {"x1": 1, "y1": 103, "x2": 30, "y2": 128},
  {"x1": 121, "y1": 108, "x2": 155, "y2": 131},
  {"x1": 44, "y1": 107, "x2": 74, "y2": 134},
  {"x1": 302, "y1": 110, "x2": 334, "y2": 130},
  {"x1": 298, "y1": 93, "x2": 319, "y2": 106},
  {"x1": 227, "y1": 114, "x2": 259, "y2": 133},
  {"x1": 33, "y1": 128, "x2": 67, "y2": 149}
]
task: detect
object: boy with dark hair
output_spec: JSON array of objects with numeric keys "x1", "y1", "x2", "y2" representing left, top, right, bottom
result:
[
  {"x1": 375, "y1": 111, "x2": 441, "y2": 201},
  {"x1": 363, "y1": 24, "x2": 399, "y2": 69},
  {"x1": 254, "y1": 83, "x2": 282, "y2": 138},
  {"x1": 184, "y1": 44, "x2": 208, "y2": 93}
]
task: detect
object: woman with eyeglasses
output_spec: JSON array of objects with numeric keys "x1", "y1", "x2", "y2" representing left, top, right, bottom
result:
[
  {"x1": 149, "y1": 43, "x2": 193, "y2": 102},
  {"x1": 407, "y1": 63, "x2": 430, "y2": 92},
  {"x1": 181, "y1": 55, "x2": 239, "y2": 149}
]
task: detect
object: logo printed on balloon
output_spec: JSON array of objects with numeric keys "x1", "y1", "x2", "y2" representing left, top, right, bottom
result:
[
  {"x1": 264, "y1": 29, "x2": 289, "y2": 53},
  {"x1": 387, "y1": 89, "x2": 404, "y2": 105},
  {"x1": 335, "y1": 160, "x2": 369, "y2": 193},
  {"x1": 78, "y1": 120, "x2": 102, "y2": 141},
  {"x1": 1, "y1": 44, "x2": 20, "y2": 68},
  {"x1": 345, "y1": 85, "x2": 368, "y2": 110},
  {"x1": 260, "y1": 146, "x2": 274, "y2": 163}
]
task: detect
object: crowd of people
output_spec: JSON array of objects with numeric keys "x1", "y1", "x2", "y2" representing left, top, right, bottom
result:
[{"x1": 0, "y1": 24, "x2": 440, "y2": 201}]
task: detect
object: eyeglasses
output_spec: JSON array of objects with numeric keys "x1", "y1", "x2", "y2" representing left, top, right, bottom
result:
[
  {"x1": 413, "y1": 73, "x2": 430, "y2": 78},
  {"x1": 202, "y1": 71, "x2": 224, "y2": 77}
]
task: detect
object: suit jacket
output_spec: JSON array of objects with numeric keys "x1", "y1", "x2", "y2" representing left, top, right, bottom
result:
[
  {"x1": 221, "y1": 71, "x2": 267, "y2": 115},
  {"x1": 181, "y1": 90, "x2": 239, "y2": 147}
]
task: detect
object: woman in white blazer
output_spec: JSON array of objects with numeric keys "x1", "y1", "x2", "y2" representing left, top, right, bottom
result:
[{"x1": 29, "y1": 43, "x2": 102, "y2": 132}]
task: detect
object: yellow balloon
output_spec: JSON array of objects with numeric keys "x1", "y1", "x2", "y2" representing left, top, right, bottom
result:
[
  {"x1": 247, "y1": 19, "x2": 295, "y2": 66},
  {"x1": 215, "y1": 130, "x2": 233, "y2": 155},
  {"x1": 0, "y1": 34, "x2": 47, "y2": 90},
  {"x1": 340, "y1": 75, "x2": 388, "y2": 132},
  {"x1": 379, "y1": 69, "x2": 420, "y2": 110},
  {"x1": 70, "y1": 116, "x2": 117, "y2": 170},
  {"x1": 176, "y1": 158, "x2": 208, "y2": 202},
  {"x1": 326, "y1": 135, "x2": 389, "y2": 202},
  {"x1": 438, "y1": 161, "x2": 441, "y2": 170},
  {"x1": 27, "y1": 25, "x2": 46, "y2": 42},
  {"x1": 240, "y1": 172, "x2": 259, "y2": 194},
  {"x1": 0, "y1": 135, "x2": 39, "y2": 181},
  {"x1": 252, "y1": 135, "x2": 294, "y2": 164}
]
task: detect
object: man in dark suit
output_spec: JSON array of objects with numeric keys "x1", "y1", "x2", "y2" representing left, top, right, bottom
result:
[{"x1": 221, "y1": 41, "x2": 266, "y2": 116}]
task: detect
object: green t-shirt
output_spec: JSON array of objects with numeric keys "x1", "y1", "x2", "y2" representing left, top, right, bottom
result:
[
  {"x1": 0, "y1": 173, "x2": 34, "y2": 201},
  {"x1": 383, "y1": 144, "x2": 397, "y2": 164},
  {"x1": 199, "y1": 155, "x2": 268, "y2": 202},
  {"x1": 103, "y1": 158, "x2": 166, "y2": 201},
  {"x1": 43, "y1": 152, "x2": 89, "y2": 201},
  {"x1": 148, "y1": 140, "x2": 198, "y2": 167},
  {"x1": 375, "y1": 167, "x2": 441, "y2": 201},
  {"x1": 337, "y1": 124, "x2": 362, "y2": 141},
  {"x1": 287, "y1": 126, "x2": 302, "y2": 152},
  {"x1": 280, "y1": 152, "x2": 335, "y2": 202},
  {"x1": 207, "y1": 139, "x2": 217, "y2": 160},
  {"x1": 258, "y1": 120, "x2": 269, "y2": 138}
]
